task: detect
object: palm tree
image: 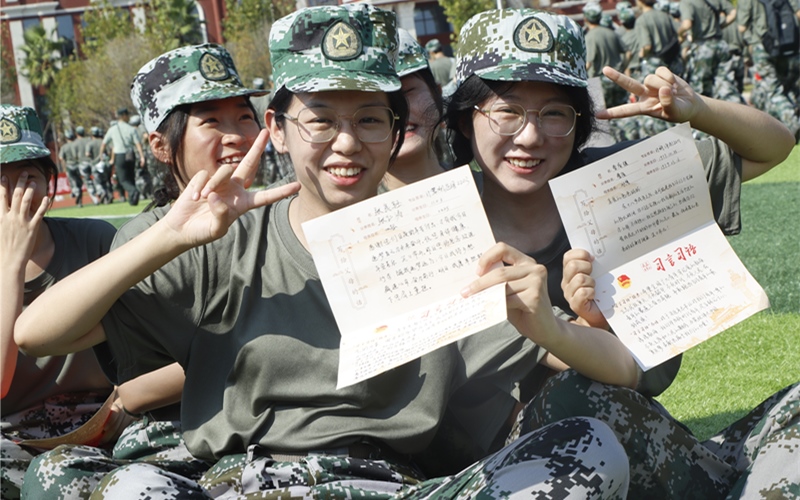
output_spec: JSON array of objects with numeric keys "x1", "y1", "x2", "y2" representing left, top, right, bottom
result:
[
  {"x1": 19, "y1": 25, "x2": 64, "y2": 89},
  {"x1": 147, "y1": 0, "x2": 204, "y2": 51}
]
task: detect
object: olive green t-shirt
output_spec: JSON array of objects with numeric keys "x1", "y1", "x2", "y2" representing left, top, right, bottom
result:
[
  {"x1": 102, "y1": 197, "x2": 542, "y2": 461},
  {"x1": 3, "y1": 218, "x2": 115, "y2": 420},
  {"x1": 636, "y1": 9, "x2": 679, "y2": 55},
  {"x1": 585, "y1": 26, "x2": 627, "y2": 77}
]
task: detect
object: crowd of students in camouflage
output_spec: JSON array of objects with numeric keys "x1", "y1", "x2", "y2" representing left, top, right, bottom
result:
[
  {"x1": 582, "y1": 0, "x2": 799, "y2": 142},
  {"x1": 2, "y1": 2, "x2": 799, "y2": 499}
]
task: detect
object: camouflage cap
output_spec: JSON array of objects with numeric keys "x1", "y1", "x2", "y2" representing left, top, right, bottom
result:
[
  {"x1": 76, "y1": 125, "x2": 85, "y2": 136},
  {"x1": 269, "y1": 3, "x2": 400, "y2": 93},
  {"x1": 600, "y1": 13, "x2": 613, "y2": 28},
  {"x1": 425, "y1": 38, "x2": 442, "y2": 53},
  {"x1": 455, "y1": 9, "x2": 588, "y2": 88},
  {"x1": 583, "y1": 3, "x2": 603, "y2": 23},
  {"x1": 131, "y1": 43, "x2": 266, "y2": 133},
  {"x1": 616, "y1": 1, "x2": 633, "y2": 11},
  {"x1": 0, "y1": 104, "x2": 51, "y2": 164},
  {"x1": 396, "y1": 28, "x2": 428, "y2": 77},
  {"x1": 618, "y1": 7, "x2": 636, "y2": 23}
]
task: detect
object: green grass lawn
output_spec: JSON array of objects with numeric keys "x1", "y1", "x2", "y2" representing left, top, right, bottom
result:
[
  {"x1": 49, "y1": 147, "x2": 800, "y2": 440},
  {"x1": 659, "y1": 145, "x2": 800, "y2": 440}
]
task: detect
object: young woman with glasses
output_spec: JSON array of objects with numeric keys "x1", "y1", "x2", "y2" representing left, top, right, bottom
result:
[
  {"x1": 445, "y1": 9, "x2": 797, "y2": 499},
  {"x1": 15, "y1": 5, "x2": 652, "y2": 498},
  {"x1": 445, "y1": 8, "x2": 794, "y2": 397}
]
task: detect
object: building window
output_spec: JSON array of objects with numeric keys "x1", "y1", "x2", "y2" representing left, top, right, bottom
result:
[
  {"x1": 22, "y1": 18, "x2": 41, "y2": 35},
  {"x1": 414, "y1": 2, "x2": 452, "y2": 36},
  {"x1": 55, "y1": 15, "x2": 75, "y2": 58}
]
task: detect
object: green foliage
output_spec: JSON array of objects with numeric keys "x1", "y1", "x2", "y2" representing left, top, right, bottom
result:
[
  {"x1": 81, "y1": 0, "x2": 135, "y2": 55},
  {"x1": 222, "y1": 0, "x2": 293, "y2": 34},
  {"x1": 144, "y1": 0, "x2": 204, "y2": 51},
  {"x1": 19, "y1": 25, "x2": 64, "y2": 88},
  {"x1": 1, "y1": 25, "x2": 17, "y2": 103},
  {"x1": 50, "y1": 35, "x2": 159, "y2": 129},
  {"x1": 438, "y1": 0, "x2": 496, "y2": 42},
  {"x1": 221, "y1": 0, "x2": 293, "y2": 87}
]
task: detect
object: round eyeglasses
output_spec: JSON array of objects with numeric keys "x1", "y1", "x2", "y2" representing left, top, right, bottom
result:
[
  {"x1": 281, "y1": 106, "x2": 399, "y2": 144},
  {"x1": 474, "y1": 103, "x2": 580, "y2": 138}
]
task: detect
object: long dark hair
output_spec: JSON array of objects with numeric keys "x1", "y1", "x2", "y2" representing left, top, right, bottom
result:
[
  {"x1": 444, "y1": 75, "x2": 597, "y2": 167},
  {"x1": 269, "y1": 86, "x2": 409, "y2": 167}
]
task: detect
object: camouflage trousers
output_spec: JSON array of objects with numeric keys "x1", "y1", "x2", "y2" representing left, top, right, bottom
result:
[
  {"x1": 86, "y1": 417, "x2": 629, "y2": 499},
  {"x1": 21, "y1": 419, "x2": 207, "y2": 499},
  {"x1": 685, "y1": 40, "x2": 743, "y2": 103},
  {"x1": 748, "y1": 43, "x2": 800, "y2": 142},
  {"x1": 1, "y1": 392, "x2": 108, "y2": 499},
  {"x1": 601, "y1": 75, "x2": 632, "y2": 142},
  {"x1": 508, "y1": 370, "x2": 800, "y2": 499}
]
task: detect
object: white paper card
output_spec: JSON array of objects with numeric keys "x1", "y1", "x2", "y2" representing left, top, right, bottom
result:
[
  {"x1": 302, "y1": 166, "x2": 507, "y2": 388},
  {"x1": 550, "y1": 123, "x2": 768, "y2": 370}
]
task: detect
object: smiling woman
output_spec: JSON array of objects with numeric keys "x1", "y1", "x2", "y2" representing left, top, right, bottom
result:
[{"x1": 14, "y1": 4, "x2": 653, "y2": 498}]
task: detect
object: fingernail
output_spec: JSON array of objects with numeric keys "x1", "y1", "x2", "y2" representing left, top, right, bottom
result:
[{"x1": 460, "y1": 286, "x2": 471, "y2": 297}]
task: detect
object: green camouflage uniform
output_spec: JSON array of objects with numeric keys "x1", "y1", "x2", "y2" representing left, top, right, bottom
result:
[
  {"x1": 43, "y1": 6, "x2": 631, "y2": 499},
  {"x1": 60, "y1": 133, "x2": 84, "y2": 204},
  {"x1": 680, "y1": 0, "x2": 744, "y2": 103},
  {"x1": 737, "y1": 0, "x2": 800, "y2": 142},
  {"x1": 18, "y1": 44, "x2": 269, "y2": 499},
  {"x1": 451, "y1": 9, "x2": 800, "y2": 498},
  {"x1": 510, "y1": 370, "x2": 800, "y2": 499}
]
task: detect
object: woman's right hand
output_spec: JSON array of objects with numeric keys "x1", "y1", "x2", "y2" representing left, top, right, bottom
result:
[
  {"x1": 163, "y1": 129, "x2": 301, "y2": 249},
  {"x1": 0, "y1": 171, "x2": 49, "y2": 271}
]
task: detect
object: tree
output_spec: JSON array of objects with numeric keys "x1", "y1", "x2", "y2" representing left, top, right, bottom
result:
[
  {"x1": 1, "y1": 25, "x2": 18, "y2": 104},
  {"x1": 81, "y1": 0, "x2": 135, "y2": 55},
  {"x1": 222, "y1": 0, "x2": 294, "y2": 87},
  {"x1": 19, "y1": 25, "x2": 64, "y2": 89},
  {"x1": 145, "y1": 0, "x2": 204, "y2": 51},
  {"x1": 438, "y1": 0, "x2": 497, "y2": 42},
  {"x1": 50, "y1": 34, "x2": 159, "y2": 129}
]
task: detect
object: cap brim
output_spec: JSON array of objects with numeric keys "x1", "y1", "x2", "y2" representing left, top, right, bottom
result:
[
  {"x1": 1, "y1": 144, "x2": 52, "y2": 164},
  {"x1": 476, "y1": 63, "x2": 587, "y2": 88},
  {"x1": 282, "y1": 70, "x2": 400, "y2": 93}
]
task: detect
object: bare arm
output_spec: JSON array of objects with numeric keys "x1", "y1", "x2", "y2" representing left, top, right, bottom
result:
[
  {"x1": 116, "y1": 362, "x2": 184, "y2": 414},
  {"x1": 462, "y1": 243, "x2": 639, "y2": 389},
  {"x1": 1, "y1": 174, "x2": 49, "y2": 398},
  {"x1": 599, "y1": 66, "x2": 795, "y2": 181},
  {"x1": 15, "y1": 130, "x2": 301, "y2": 356}
]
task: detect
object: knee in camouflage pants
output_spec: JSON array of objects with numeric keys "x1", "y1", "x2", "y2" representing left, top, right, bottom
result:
[
  {"x1": 21, "y1": 419, "x2": 208, "y2": 499},
  {"x1": 509, "y1": 370, "x2": 800, "y2": 499},
  {"x1": 87, "y1": 417, "x2": 629, "y2": 499}
]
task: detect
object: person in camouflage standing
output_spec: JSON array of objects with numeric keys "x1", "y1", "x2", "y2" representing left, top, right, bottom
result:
[
  {"x1": 74, "y1": 126, "x2": 100, "y2": 204},
  {"x1": 737, "y1": 0, "x2": 800, "y2": 142},
  {"x1": 86, "y1": 126, "x2": 114, "y2": 204},
  {"x1": 635, "y1": 0, "x2": 683, "y2": 135},
  {"x1": 614, "y1": 6, "x2": 645, "y2": 140},
  {"x1": 0, "y1": 104, "x2": 117, "y2": 500},
  {"x1": 15, "y1": 5, "x2": 637, "y2": 498},
  {"x1": 584, "y1": 3, "x2": 630, "y2": 141},
  {"x1": 442, "y1": 7, "x2": 797, "y2": 498},
  {"x1": 58, "y1": 129, "x2": 84, "y2": 206},
  {"x1": 678, "y1": 0, "x2": 744, "y2": 102},
  {"x1": 102, "y1": 107, "x2": 145, "y2": 206}
]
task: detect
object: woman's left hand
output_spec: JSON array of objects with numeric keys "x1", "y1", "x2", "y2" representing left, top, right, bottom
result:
[{"x1": 599, "y1": 65, "x2": 702, "y2": 123}]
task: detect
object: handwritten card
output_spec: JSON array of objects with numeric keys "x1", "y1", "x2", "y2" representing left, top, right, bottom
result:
[
  {"x1": 303, "y1": 166, "x2": 507, "y2": 388},
  {"x1": 550, "y1": 123, "x2": 768, "y2": 370}
]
